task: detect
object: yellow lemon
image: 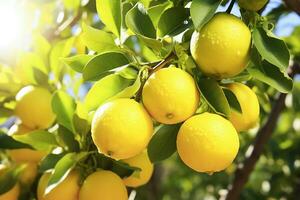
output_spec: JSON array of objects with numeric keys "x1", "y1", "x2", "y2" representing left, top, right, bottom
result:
[
  {"x1": 19, "y1": 162, "x2": 38, "y2": 184},
  {"x1": 238, "y1": 0, "x2": 268, "y2": 11},
  {"x1": 7, "y1": 124, "x2": 47, "y2": 163},
  {"x1": 15, "y1": 86, "x2": 55, "y2": 129},
  {"x1": 190, "y1": 13, "x2": 251, "y2": 79},
  {"x1": 176, "y1": 112, "x2": 239, "y2": 173},
  {"x1": 79, "y1": 170, "x2": 127, "y2": 200},
  {"x1": 226, "y1": 82, "x2": 260, "y2": 132},
  {"x1": 122, "y1": 151, "x2": 154, "y2": 187},
  {"x1": 0, "y1": 166, "x2": 20, "y2": 200},
  {"x1": 37, "y1": 171, "x2": 80, "y2": 200},
  {"x1": 142, "y1": 67, "x2": 199, "y2": 124},
  {"x1": 92, "y1": 98, "x2": 153, "y2": 160}
]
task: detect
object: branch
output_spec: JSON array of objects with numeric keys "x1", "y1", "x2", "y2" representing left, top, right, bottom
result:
[
  {"x1": 225, "y1": 63, "x2": 300, "y2": 200},
  {"x1": 135, "y1": 52, "x2": 176, "y2": 101},
  {"x1": 283, "y1": 0, "x2": 300, "y2": 15}
]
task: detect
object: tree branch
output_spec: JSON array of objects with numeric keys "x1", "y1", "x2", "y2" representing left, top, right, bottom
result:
[
  {"x1": 225, "y1": 63, "x2": 300, "y2": 200},
  {"x1": 283, "y1": 0, "x2": 300, "y2": 15}
]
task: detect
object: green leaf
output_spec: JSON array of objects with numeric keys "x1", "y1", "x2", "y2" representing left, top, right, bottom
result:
[
  {"x1": 50, "y1": 37, "x2": 75, "y2": 80},
  {"x1": 39, "y1": 153, "x2": 67, "y2": 173},
  {"x1": 190, "y1": 0, "x2": 221, "y2": 30},
  {"x1": 223, "y1": 88, "x2": 242, "y2": 113},
  {"x1": 247, "y1": 61, "x2": 293, "y2": 93},
  {"x1": 148, "y1": 2, "x2": 173, "y2": 28},
  {"x1": 195, "y1": 77, "x2": 230, "y2": 117},
  {"x1": 57, "y1": 126, "x2": 80, "y2": 152},
  {"x1": 110, "y1": 69, "x2": 143, "y2": 99},
  {"x1": 0, "y1": 166, "x2": 24, "y2": 195},
  {"x1": 81, "y1": 23, "x2": 119, "y2": 53},
  {"x1": 73, "y1": 102, "x2": 90, "y2": 136},
  {"x1": 83, "y1": 52, "x2": 130, "y2": 81},
  {"x1": 84, "y1": 74, "x2": 132, "y2": 111},
  {"x1": 45, "y1": 152, "x2": 88, "y2": 195},
  {"x1": 13, "y1": 130, "x2": 58, "y2": 151},
  {"x1": 111, "y1": 160, "x2": 139, "y2": 178},
  {"x1": 96, "y1": 0, "x2": 122, "y2": 38},
  {"x1": 157, "y1": 7, "x2": 190, "y2": 37},
  {"x1": 52, "y1": 91, "x2": 76, "y2": 132},
  {"x1": 293, "y1": 81, "x2": 300, "y2": 111},
  {"x1": 148, "y1": 124, "x2": 181, "y2": 163},
  {"x1": 62, "y1": 55, "x2": 94, "y2": 73},
  {"x1": 32, "y1": 32, "x2": 51, "y2": 65},
  {"x1": 253, "y1": 27, "x2": 290, "y2": 70},
  {"x1": 0, "y1": 134, "x2": 33, "y2": 150},
  {"x1": 126, "y1": 3, "x2": 156, "y2": 38}
]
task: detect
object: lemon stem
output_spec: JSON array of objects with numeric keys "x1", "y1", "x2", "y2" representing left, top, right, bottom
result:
[{"x1": 226, "y1": 0, "x2": 236, "y2": 14}]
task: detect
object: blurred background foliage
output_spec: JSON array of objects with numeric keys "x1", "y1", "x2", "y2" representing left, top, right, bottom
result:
[{"x1": 0, "y1": 0, "x2": 300, "y2": 200}]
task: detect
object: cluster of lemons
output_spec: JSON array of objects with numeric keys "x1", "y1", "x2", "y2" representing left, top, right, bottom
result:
[{"x1": 0, "y1": 0, "x2": 267, "y2": 199}]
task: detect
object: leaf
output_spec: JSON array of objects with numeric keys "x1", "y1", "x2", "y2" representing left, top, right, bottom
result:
[
  {"x1": 13, "y1": 130, "x2": 58, "y2": 151},
  {"x1": 157, "y1": 7, "x2": 190, "y2": 37},
  {"x1": 32, "y1": 32, "x2": 51, "y2": 64},
  {"x1": 148, "y1": 2, "x2": 173, "y2": 28},
  {"x1": 39, "y1": 153, "x2": 67, "y2": 173},
  {"x1": 33, "y1": 68, "x2": 49, "y2": 86},
  {"x1": 111, "y1": 160, "x2": 139, "y2": 178},
  {"x1": 81, "y1": 23, "x2": 119, "y2": 53},
  {"x1": 52, "y1": 91, "x2": 76, "y2": 132},
  {"x1": 96, "y1": 0, "x2": 122, "y2": 38},
  {"x1": 50, "y1": 37, "x2": 75, "y2": 80},
  {"x1": 190, "y1": 0, "x2": 221, "y2": 30},
  {"x1": 293, "y1": 81, "x2": 300, "y2": 111},
  {"x1": 62, "y1": 54, "x2": 94, "y2": 73},
  {"x1": 253, "y1": 27, "x2": 290, "y2": 70},
  {"x1": 57, "y1": 126, "x2": 80, "y2": 152},
  {"x1": 195, "y1": 77, "x2": 230, "y2": 117},
  {"x1": 247, "y1": 61, "x2": 293, "y2": 93},
  {"x1": 110, "y1": 69, "x2": 143, "y2": 99},
  {"x1": 148, "y1": 124, "x2": 181, "y2": 163},
  {"x1": 0, "y1": 166, "x2": 24, "y2": 195},
  {"x1": 223, "y1": 88, "x2": 242, "y2": 113},
  {"x1": 83, "y1": 52, "x2": 130, "y2": 81},
  {"x1": 84, "y1": 74, "x2": 132, "y2": 111},
  {"x1": 0, "y1": 134, "x2": 33, "y2": 150},
  {"x1": 45, "y1": 152, "x2": 88, "y2": 195},
  {"x1": 73, "y1": 103, "x2": 90, "y2": 136},
  {"x1": 126, "y1": 3, "x2": 156, "y2": 38}
]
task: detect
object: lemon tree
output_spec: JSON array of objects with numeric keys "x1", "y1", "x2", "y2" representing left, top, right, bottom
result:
[{"x1": 0, "y1": 0, "x2": 299, "y2": 200}]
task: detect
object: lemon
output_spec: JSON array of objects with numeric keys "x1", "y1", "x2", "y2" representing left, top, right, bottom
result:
[
  {"x1": 7, "y1": 124, "x2": 47, "y2": 163},
  {"x1": 19, "y1": 162, "x2": 38, "y2": 184},
  {"x1": 190, "y1": 13, "x2": 251, "y2": 79},
  {"x1": 142, "y1": 67, "x2": 199, "y2": 124},
  {"x1": 92, "y1": 98, "x2": 153, "y2": 160},
  {"x1": 15, "y1": 86, "x2": 55, "y2": 129},
  {"x1": 0, "y1": 165, "x2": 20, "y2": 200},
  {"x1": 176, "y1": 112, "x2": 239, "y2": 173},
  {"x1": 79, "y1": 170, "x2": 127, "y2": 200},
  {"x1": 226, "y1": 82, "x2": 260, "y2": 132},
  {"x1": 37, "y1": 171, "x2": 80, "y2": 200},
  {"x1": 122, "y1": 151, "x2": 154, "y2": 187},
  {"x1": 238, "y1": 0, "x2": 268, "y2": 11}
]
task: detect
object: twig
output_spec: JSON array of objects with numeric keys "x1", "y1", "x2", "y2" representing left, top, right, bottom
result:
[
  {"x1": 225, "y1": 63, "x2": 300, "y2": 200},
  {"x1": 283, "y1": 0, "x2": 300, "y2": 15},
  {"x1": 135, "y1": 52, "x2": 176, "y2": 101},
  {"x1": 226, "y1": 0, "x2": 236, "y2": 14}
]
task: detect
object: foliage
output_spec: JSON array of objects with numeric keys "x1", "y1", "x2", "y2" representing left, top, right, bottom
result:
[{"x1": 0, "y1": 0, "x2": 299, "y2": 199}]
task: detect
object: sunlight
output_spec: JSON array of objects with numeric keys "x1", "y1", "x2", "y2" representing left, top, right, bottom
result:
[{"x1": 0, "y1": 1, "x2": 27, "y2": 52}]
